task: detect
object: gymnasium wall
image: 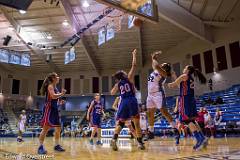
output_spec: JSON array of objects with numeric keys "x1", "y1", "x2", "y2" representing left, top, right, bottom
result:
[
  {"x1": 139, "y1": 26, "x2": 240, "y2": 99},
  {"x1": 0, "y1": 25, "x2": 240, "y2": 105},
  {"x1": 0, "y1": 69, "x2": 33, "y2": 96}
]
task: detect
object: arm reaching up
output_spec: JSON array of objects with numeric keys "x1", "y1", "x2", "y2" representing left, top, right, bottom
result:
[
  {"x1": 151, "y1": 51, "x2": 168, "y2": 77},
  {"x1": 128, "y1": 49, "x2": 137, "y2": 83}
]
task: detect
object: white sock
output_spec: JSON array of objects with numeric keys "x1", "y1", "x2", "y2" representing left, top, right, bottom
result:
[
  {"x1": 39, "y1": 141, "x2": 43, "y2": 146},
  {"x1": 149, "y1": 126, "x2": 154, "y2": 132}
]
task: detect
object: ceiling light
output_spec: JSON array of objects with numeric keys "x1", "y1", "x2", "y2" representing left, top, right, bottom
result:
[
  {"x1": 19, "y1": 10, "x2": 26, "y2": 14},
  {"x1": 82, "y1": 1, "x2": 90, "y2": 8},
  {"x1": 62, "y1": 20, "x2": 69, "y2": 26},
  {"x1": 46, "y1": 34, "x2": 52, "y2": 40}
]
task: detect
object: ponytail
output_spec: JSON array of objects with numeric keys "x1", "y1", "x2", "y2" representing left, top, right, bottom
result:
[
  {"x1": 40, "y1": 72, "x2": 57, "y2": 96},
  {"x1": 187, "y1": 66, "x2": 206, "y2": 84},
  {"x1": 162, "y1": 63, "x2": 172, "y2": 77}
]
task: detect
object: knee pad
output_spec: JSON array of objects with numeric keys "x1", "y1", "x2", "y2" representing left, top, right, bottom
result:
[{"x1": 118, "y1": 121, "x2": 125, "y2": 128}]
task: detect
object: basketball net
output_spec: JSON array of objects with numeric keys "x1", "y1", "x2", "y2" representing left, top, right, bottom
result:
[
  {"x1": 108, "y1": 16, "x2": 123, "y2": 32},
  {"x1": 103, "y1": 8, "x2": 124, "y2": 32}
]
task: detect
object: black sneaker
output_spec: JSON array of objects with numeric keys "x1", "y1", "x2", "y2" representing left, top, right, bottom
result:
[
  {"x1": 38, "y1": 145, "x2": 47, "y2": 155},
  {"x1": 96, "y1": 140, "x2": 103, "y2": 145},
  {"x1": 17, "y1": 138, "x2": 24, "y2": 142},
  {"x1": 54, "y1": 145, "x2": 65, "y2": 152},
  {"x1": 148, "y1": 131, "x2": 155, "y2": 140},
  {"x1": 175, "y1": 135, "x2": 180, "y2": 145},
  {"x1": 110, "y1": 139, "x2": 118, "y2": 151},
  {"x1": 143, "y1": 135, "x2": 148, "y2": 141},
  {"x1": 137, "y1": 142, "x2": 145, "y2": 150}
]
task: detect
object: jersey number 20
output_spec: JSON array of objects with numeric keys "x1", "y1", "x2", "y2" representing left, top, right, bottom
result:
[{"x1": 120, "y1": 84, "x2": 131, "y2": 94}]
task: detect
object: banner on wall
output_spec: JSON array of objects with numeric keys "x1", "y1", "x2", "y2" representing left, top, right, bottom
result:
[
  {"x1": 0, "y1": 49, "x2": 9, "y2": 63},
  {"x1": 21, "y1": 54, "x2": 31, "y2": 66},
  {"x1": 0, "y1": 49, "x2": 30, "y2": 66},
  {"x1": 9, "y1": 53, "x2": 21, "y2": 65}
]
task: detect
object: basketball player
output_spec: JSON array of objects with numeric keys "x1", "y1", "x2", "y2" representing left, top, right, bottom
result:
[
  {"x1": 38, "y1": 72, "x2": 66, "y2": 154},
  {"x1": 168, "y1": 65, "x2": 208, "y2": 150},
  {"x1": 139, "y1": 105, "x2": 147, "y2": 137},
  {"x1": 71, "y1": 118, "x2": 77, "y2": 137},
  {"x1": 87, "y1": 93, "x2": 105, "y2": 145},
  {"x1": 146, "y1": 51, "x2": 177, "y2": 140},
  {"x1": 112, "y1": 96, "x2": 136, "y2": 138},
  {"x1": 110, "y1": 49, "x2": 145, "y2": 151},
  {"x1": 17, "y1": 110, "x2": 27, "y2": 142}
]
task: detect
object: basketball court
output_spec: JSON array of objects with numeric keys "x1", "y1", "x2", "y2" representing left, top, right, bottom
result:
[{"x1": 1, "y1": 137, "x2": 240, "y2": 160}]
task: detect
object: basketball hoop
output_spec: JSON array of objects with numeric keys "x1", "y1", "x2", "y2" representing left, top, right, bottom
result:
[
  {"x1": 102, "y1": 8, "x2": 125, "y2": 32},
  {"x1": 107, "y1": 16, "x2": 123, "y2": 32}
]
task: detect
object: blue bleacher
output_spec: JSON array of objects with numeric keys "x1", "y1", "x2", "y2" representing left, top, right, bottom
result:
[
  {"x1": 95, "y1": 84, "x2": 240, "y2": 136},
  {"x1": 156, "y1": 84, "x2": 240, "y2": 132}
]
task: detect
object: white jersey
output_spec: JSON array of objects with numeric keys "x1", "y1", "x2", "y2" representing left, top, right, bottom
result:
[
  {"x1": 20, "y1": 114, "x2": 27, "y2": 124},
  {"x1": 19, "y1": 114, "x2": 27, "y2": 132},
  {"x1": 148, "y1": 70, "x2": 166, "y2": 94}
]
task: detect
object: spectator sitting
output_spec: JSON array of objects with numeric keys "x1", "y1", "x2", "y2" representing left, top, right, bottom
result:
[
  {"x1": 237, "y1": 89, "x2": 240, "y2": 97},
  {"x1": 204, "y1": 112, "x2": 215, "y2": 138},
  {"x1": 214, "y1": 108, "x2": 223, "y2": 126},
  {"x1": 64, "y1": 125, "x2": 71, "y2": 137},
  {"x1": 213, "y1": 96, "x2": 224, "y2": 105},
  {"x1": 71, "y1": 118, "x2": 77, "y2": 137},
  {"x1": 196, "y1": 107, "x2": 207, "y2": 135},
  {"x1": 205, "y1": 96, "x2": 213, "y2": 105},
  {"x1": 208, "y1": 79, "x2": 213, "y2": 91},
  {"x1": 203, "y1": 107, "x2": 208, "y2": 114}
]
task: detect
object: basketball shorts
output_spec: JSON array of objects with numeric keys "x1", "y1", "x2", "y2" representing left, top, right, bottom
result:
[
  {"x1": 116, "y1": 96, "x2": 139, "y2": 121},
  {"x1": 40, "y1": 102, "x2": 61, "y2": 127},
  {"x1": 90, "y1": 116, "x2": 101, "y2": 128},
  {"x1": 19, "y1": 122, "x2": 25, "y2": 132},
  {"x1": 147, "y1": 92, "x2": 166, "y2": 109}
]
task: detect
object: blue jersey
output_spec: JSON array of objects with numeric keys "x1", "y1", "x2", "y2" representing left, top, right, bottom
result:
[
  {"x1": 46, "y1": 87, "x2": 59, "y2": 109},
  {"x1": 91, "y1": 100, "x2": 103, "y2": 118},
  {"x1": 41, "y1": 87, "x2": 61, "y2": 127},
  {"x1": 118, "y1": 78, "x2": 135, "y2": 98},
  {"x1": 180, "y1": 74, "x2": 194, "y2": 96}
]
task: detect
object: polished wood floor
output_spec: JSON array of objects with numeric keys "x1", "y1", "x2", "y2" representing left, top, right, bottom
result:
[{"x1": 0, "y1": 137, "x2": 240, "y2": 160}]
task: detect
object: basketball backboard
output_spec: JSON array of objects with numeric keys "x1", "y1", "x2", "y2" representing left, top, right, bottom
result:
[{"x1": 95, "y1": 0, "x2": 159, "y2": 23}]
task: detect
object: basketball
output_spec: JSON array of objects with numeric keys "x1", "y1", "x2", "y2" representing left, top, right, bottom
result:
[{"x1": 133, "y1": 18, "x2": 143, "y2": 27}]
